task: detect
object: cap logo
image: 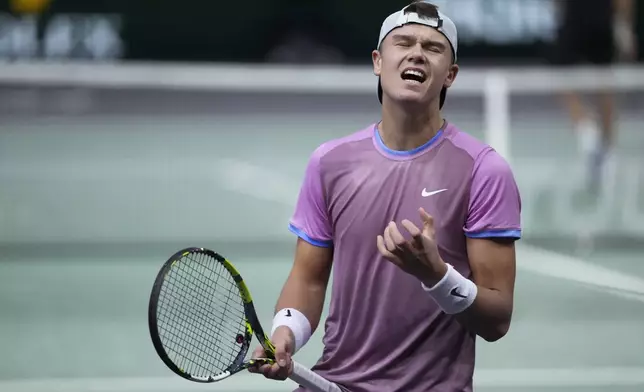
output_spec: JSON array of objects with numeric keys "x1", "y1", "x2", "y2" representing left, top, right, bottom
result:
[{"x1": 397, "y1": 12, "x2": 443, "y2": 29}]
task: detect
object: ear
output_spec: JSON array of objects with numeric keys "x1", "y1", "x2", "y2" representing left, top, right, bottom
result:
[
  {"x1": 372, "y1": 49, "x2": 382, "y2": 77},
  {"x1": 443, "y1": 63, "x2": 459, "y2": 89}
]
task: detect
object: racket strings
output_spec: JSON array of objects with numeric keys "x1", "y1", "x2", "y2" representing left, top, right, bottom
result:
[
  {"x1": 158, "y1": 281, "x2": 225, "y2": 374},
  {"x1": 186, "y1": 253, "x2": 245, "y2": 366},
  {"x1": 156, "y1": 251, "x2": 247, "y2": 377},
  {"x1": 172, "y1": 253, "x2": 246, "y2": 373},
  {"x1": 158, "y1": 267, "x2": 223, "y2": 376},
  {"x1": 158, "y1": 253, "x2": 245, "y2": 376},
  {"x1": 163, "y1": 259, "x2": 233, "y2": 351}
]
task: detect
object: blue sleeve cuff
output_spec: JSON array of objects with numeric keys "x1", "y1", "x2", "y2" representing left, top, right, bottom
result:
[
  {"x1": 288, "y1": 223, "x2": 333, "y2": 248},
  {"x1": 465, "y1": 229, "x2": 522, "y2": 239}
]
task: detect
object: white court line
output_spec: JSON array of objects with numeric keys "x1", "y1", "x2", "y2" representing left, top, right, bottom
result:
[
  {"x1": 600, "y1": 288, "x2": 644, "y2": 303},
  {"x1": 2, "y1": 367, "x2": 644, "y2": 391},
  {"x1": 518, "y1": 244, "x2": 644, "y2": 302}
]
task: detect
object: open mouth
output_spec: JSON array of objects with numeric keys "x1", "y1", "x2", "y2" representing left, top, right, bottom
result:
[{"x1": 401, "y1": 68, "x2": 427, "y2": 84}]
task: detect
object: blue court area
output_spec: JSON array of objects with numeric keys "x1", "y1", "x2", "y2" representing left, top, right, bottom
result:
[{"x1": 1, "y1": 87, "x2": 643, "y2": 391}]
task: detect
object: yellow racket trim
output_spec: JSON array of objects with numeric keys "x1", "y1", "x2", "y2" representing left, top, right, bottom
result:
[
  {"x1": 218, "y1": 254, "x2": 277, "y2": 360},
  {"x1": 220, "y1": 257, "x2": 253, "y2": 304}
]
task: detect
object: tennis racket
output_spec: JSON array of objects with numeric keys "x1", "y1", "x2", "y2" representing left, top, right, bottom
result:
[{"x1": 148, "y1": 247, "x2": 343, "y2": 392}]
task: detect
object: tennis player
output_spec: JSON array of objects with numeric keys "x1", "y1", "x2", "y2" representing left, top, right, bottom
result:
[{"x1": 249, "y1": 2, "x2": 521, "y2": 391}]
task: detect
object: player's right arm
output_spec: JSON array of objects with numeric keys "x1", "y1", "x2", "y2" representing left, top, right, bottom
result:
[
  {"x1": 274, "y1": 237, "x2": 333, "y2": 338},
  {"x1": 250, "y1": 240, "x2": 332, "y2": 380},
  {"x1": 250, "y1": 146, "x2": 334, "y2": 380}
]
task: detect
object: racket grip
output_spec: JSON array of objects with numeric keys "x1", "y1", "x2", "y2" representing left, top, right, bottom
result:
[{"x1": 290, "y1": 361, "x2": 343, "y2": 392}]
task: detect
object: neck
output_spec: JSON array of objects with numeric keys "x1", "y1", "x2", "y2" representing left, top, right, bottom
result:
[{"x1": 378, "y1": 99, "x2": 445, "y2": 152}]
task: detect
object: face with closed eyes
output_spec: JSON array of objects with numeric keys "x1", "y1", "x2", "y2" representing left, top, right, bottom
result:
[{"x1": 373, "y1": 22, "x2": 458, "y2": 107}]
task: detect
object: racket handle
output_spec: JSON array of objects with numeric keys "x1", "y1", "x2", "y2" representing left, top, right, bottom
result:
[{"x1": 290, "y1": 361, "x2": 343, "y2": 392}]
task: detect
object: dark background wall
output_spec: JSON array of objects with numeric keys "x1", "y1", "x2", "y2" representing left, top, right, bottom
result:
[{"x1": 0, "y1": 0, "x2": 642, "y2": 64}]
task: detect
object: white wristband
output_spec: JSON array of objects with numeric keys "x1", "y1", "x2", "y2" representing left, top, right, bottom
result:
[
  {"x1": 270, "y1": 308, "x2": 312, "y2": 353},
  {"x1": 421, "y1": 264, "x2": 477, "y2": 314}
]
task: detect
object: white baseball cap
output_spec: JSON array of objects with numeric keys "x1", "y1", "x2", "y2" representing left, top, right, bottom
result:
[{"x1": 376, "y1": 1, "x2": 458, "y2": 107}]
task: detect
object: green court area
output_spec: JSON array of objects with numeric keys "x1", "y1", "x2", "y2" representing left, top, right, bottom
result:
[{"x1": 1, "y1": 242, "x2": 643, "y2": 392}]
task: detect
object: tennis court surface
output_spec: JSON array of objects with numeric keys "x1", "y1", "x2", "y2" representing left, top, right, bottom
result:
[{"x1": 1, "y1": 78, "x2": 644, "y2": 391}]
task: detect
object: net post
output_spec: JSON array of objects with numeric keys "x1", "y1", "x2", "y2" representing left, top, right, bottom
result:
[{"x1": 484, "y1": 71, "x2": 511, "y2": 164}]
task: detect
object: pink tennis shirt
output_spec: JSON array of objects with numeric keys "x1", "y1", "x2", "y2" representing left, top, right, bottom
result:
[{"x1": 289, "y1": 121, "x2": 522, "y2": 392}]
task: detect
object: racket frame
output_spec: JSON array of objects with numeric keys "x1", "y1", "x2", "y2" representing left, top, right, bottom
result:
[
  {"x1": 148, "y1": 247, "x2": 277, "y2": 382},
  {"x1": 148, "y1": 247, "x2": 343, "y2": 392}
]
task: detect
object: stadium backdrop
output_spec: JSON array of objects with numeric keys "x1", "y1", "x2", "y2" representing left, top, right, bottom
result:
[{"x1": 0, "y1": 0, "x2": 642, "y2": 64}]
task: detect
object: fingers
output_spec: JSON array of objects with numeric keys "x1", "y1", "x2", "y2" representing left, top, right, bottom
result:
[
  {"x1": 377, "y1": 235, "x2": 398, "y2": 261},
  {"x1": 419, "y1": 207, "x2": 434, "y2": 226},
  {"x1": 382, "y1": 223, "x2": 394, "y2": 251},
  {"x1": 255, "y1": 361, "x2": 290, "y2": 380},
  {"x1": 274, "y1": 340, "x2": 291, "y2": 368},
  {"x1": 387, "y1": 221, "x2": 407, "y2": 248},
  {"x1": 401, "y1": 219, "x2": 423, "y2": 250},
  {"x1": 251, "y1": 345, "x2": 266, "y2": 358},
  {"x1": 247, "y1": 346, "x2": 268, "y2": 374},
  {"x1": 249, "y1": 329, "x2": 294, "y2": 380},
  {"x1": 386, "y1": 222, "x2": 411, "y2": 252},
  {"x1": 378, "y1": 222, "x2": 415, "y2": 264},
  {"x1": 260, "y1": 357, "x2": 291, "y2": 380},
  {"x1": 378, "y1": 214, "x2": 434, "y2": 258},
  {"x1": 383, "y1": 223, "x2": 408, "y2": 258},
  {"x1": 419, "y1": 208, "x2": 436, "y2": 237},
  {"x1": 401, "y1": 219, "x2": 421, "y2": 237},
  {"x1": 247, "y1": 346, "x2": 292, "y2": 380}
]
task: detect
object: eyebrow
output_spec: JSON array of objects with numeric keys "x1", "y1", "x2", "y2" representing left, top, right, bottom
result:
[{"x1": 390, "y1": 34, "x2": 447, "y2": 50}]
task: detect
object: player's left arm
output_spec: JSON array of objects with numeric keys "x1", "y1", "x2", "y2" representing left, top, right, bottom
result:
[
  {"x1": 456, "y1": 149, "x2": 521, "y2": 342},
  {"x1": 453, "y1": 237, "x2": 516, "y2": 342}
]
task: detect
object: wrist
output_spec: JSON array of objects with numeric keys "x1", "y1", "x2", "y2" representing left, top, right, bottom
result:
[
  {"x1": 271, "y1": 308, "x2": 312, "y2": 354},
  {"x1": 421, "y1": 263, "x2": 478, "y2": 314},
  {"x1": 420, "y1": 260, "x2": 449, "y2": 288}
]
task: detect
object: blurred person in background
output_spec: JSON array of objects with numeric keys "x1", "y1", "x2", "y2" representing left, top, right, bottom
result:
[{"x1": 553, "y1": 0, "x2": 638, "y2": 193}]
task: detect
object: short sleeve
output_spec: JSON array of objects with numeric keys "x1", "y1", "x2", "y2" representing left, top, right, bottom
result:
[
  {"x1": 288, "y1": 148, "x2": 333, "y2": 247},
  {"x1": 463, "y1": 149, "x2": 522, "y2": 240}
]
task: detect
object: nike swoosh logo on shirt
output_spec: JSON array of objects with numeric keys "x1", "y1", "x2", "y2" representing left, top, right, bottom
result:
[{"x1": 422, "y1": 188, "x2": 447, "y2": 197}]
